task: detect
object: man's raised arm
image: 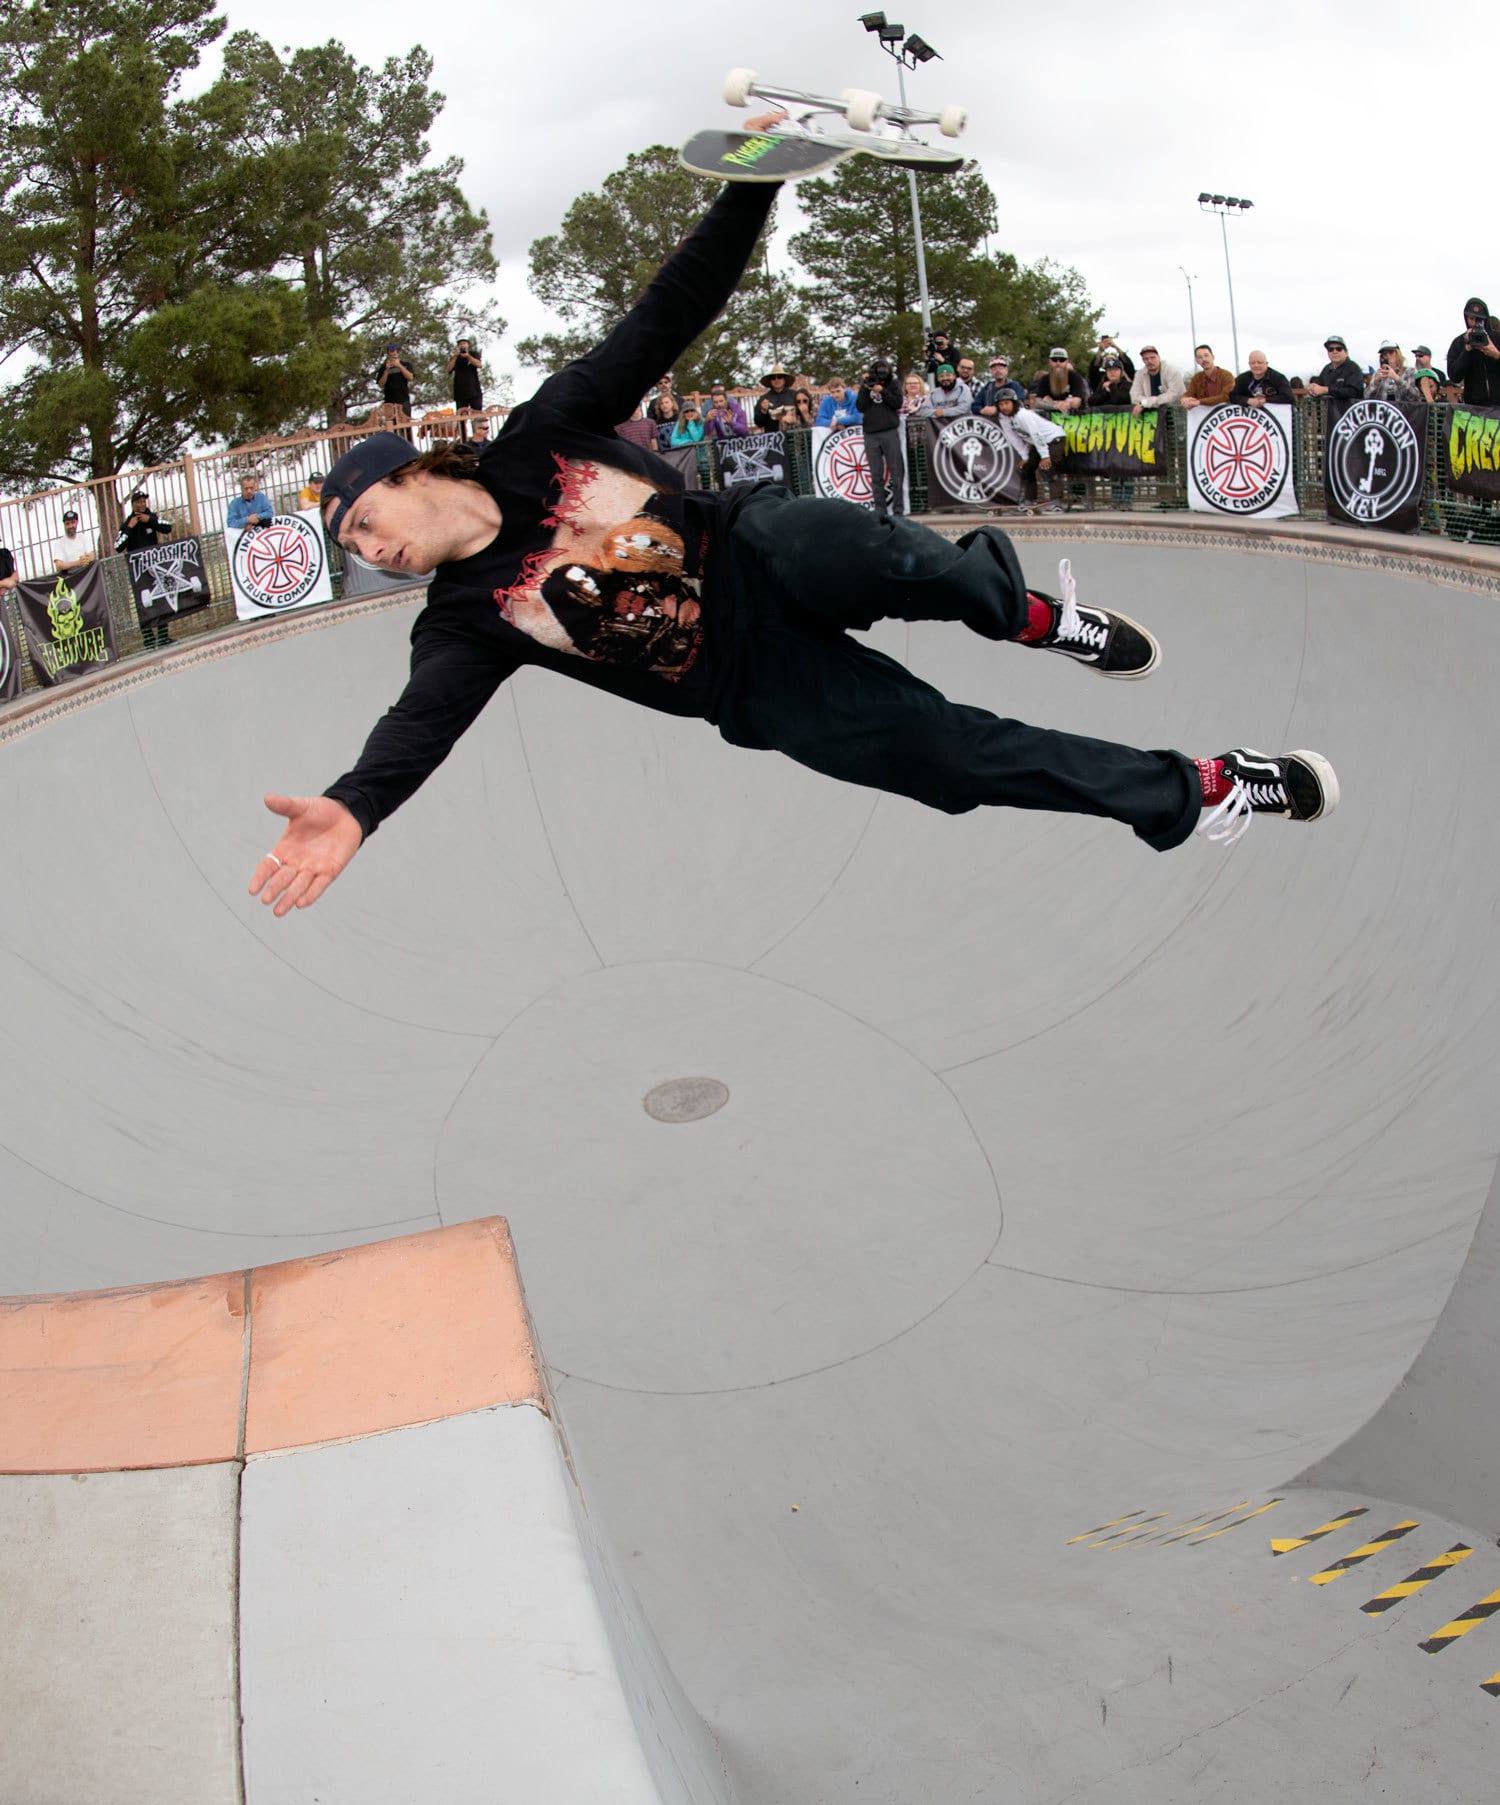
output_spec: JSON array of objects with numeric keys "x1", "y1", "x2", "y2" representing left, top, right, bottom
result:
[{"x1": 531, "y1": 179, "x2": 781, "y2": 433}]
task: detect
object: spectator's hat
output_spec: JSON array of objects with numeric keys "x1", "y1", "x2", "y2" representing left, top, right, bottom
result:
[
  {"x1": 1101, "y1": 353, "x2": 1122, "y2": 368},
  {"x1": 760, "y1": 363, "x2": 790, "y2": 383},
  {"x1": 1324, "y1": 334, "x2": 1347, "y2": 350},
  {"x1": 1465, "y1": 298, "x2": 1490, "y2": 317},
  {"x1": 62, "y1": 508, "x2": 78, "y2": 521},
  {"x1": 1048, "y1": 347, "x2": 1068, "y2": 360},
  {"x1": 1413, "y1": 345, "x2": 1432, "y2": 357},
  {"x1": 1378, "y1": 338, "x2": 1400, "y2": 353},
  {"x1": 130, "y1": 487, "x2": 148, "y2": 499},
  {"x1": 990, "y1": 354, "x2": 1009, "y2": 366},
  {"x1": 1139, "y1": 344, "x2": 1158, "y2": 355},
  {"x1": 935, "y1": 363, "x2": 955, "y2": 376},
  {"x1": 308, "y1": 471, "x2": 325, "y2": 482},
  {"x1": 321, "y1": 432, "x2": 420, "y2": 540}
]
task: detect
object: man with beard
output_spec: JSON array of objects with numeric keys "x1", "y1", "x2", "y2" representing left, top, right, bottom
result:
[
  {"x1": 1030, "y1": 349, "x2": 1088, "y2": 416},
  {"x1": 753, "y1": 365, "x2": 795, "y2": 430},
  {"x1": 1306, "y1": 336, "x2": 1364, "y2": 402},
  {"x1": 1446, "y1": 299, "x2": 1500, "y2": 407},
  {"x1": 1181, "y1": 345, "x2": 1234, "y2": 410},
  {"x1": 930, "y1": 363, "x2": 973, "y2": 420},
  {"x1": 857, "y1": 357, "x2": 906, "y2": 518},
  {"x1": 247, "y1": 145, "x2": 1339, "y2": 920}
]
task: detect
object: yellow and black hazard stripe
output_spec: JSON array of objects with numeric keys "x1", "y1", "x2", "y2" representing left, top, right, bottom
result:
[
  {"x1": 1420, "y1": 1587, "x2": 1500, "y2": 1653},
  {"x1": 1308, "y1": 1520, "x2": 1419, "y2": 1585},
  {"x1": 1479, "y1": 1670, "x2": 1500, "y2": 1698},
  {"x1": 1065, "y1": 1512, "x2": 1145, "y2": 1545},
  {"x1": 1185, "y1": 1499, "x2": 1283, "y2": 1545},
  {"x1": 1360, "y1": 1545, "x2": 1472, "y2": 1614},
  {"x1": 1110, "y1": 1503, "x2": 1251, "y2": 1550},
  {"x1": 1270, "y1": 1507, "x2": 1368, "y2": 1556}
]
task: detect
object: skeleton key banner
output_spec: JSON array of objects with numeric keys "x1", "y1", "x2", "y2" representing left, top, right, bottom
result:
[{"x1": 1324, "y1": 399, "x2": 1427, "y2": 533}]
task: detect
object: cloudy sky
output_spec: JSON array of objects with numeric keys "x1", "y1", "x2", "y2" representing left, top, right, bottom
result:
[{"x1": 222, "y1": 0, "x2": 1477, "y2": 390}]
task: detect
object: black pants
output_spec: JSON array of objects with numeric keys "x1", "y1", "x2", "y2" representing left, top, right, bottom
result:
[
  {"x1": 717, "y1": 491, "x2": 1198, "y2": 851},
  {"x1": 862, "y1": 427, "x2": 906, "y2": 517}
]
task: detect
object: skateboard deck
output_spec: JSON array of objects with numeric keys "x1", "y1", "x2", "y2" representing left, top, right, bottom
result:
[{"x1": 680, "y1": 128, "x2": 966, "y2": 184}]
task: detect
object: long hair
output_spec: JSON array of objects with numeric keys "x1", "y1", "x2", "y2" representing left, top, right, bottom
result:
[{"x1": 387, "y1": 444, "x2": 482, "y2": 484}]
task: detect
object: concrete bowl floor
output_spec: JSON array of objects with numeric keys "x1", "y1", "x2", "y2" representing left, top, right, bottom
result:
[{"x1": 4, "y1": 515, "x2": 1500, "y2": 1802}]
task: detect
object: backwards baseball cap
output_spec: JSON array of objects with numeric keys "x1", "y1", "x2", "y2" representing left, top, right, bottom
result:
[
  {"x1": 322, "y1": 432, "x2": 419, "y2": 540},
  {"x1": 62, "y1": 508, "x2": 78, "y2": 521}
]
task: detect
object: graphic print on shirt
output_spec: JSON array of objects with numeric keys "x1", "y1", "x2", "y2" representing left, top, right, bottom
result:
[{"x1": 496, "y1": 457, "x2": 703, "y2": 681}]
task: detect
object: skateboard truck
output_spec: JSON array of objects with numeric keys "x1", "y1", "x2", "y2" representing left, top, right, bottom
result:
[{"x1": 721, "y1": 68, "x2": 967, "y2": 141}]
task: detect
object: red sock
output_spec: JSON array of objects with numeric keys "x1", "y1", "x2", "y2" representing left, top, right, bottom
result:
[
  {"x1": 1015, "y1": 593, "x2": 1055, "y2": 643},
  {"x1": 1196, "y1": 757, "x2": 1230, "y2": 804}
]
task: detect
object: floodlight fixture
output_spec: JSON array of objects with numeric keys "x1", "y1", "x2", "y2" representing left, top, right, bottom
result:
[
  {"x1": 1197, "y1": 191, "x2": 1212, "y2": 203},
  {"x1": 880, "y1": 21, "x2": 906, "y2": 46},
  {"x1": 859, "y1": 11, "x2": 888, "y2": 30},
  {"x1": 905, "y1": 32, "x2": 940, "y2": 61},
  {"x1": 1195, "y1": 190, "x2": 1258, "y2": 371}
]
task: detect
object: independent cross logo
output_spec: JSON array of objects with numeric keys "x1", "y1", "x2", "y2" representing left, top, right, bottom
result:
[
  {"x1": 1327, "y1": 399, "x2": 1422, "y2": 523},
  {"x1": 231, "y1": 516, "x2": 325, "y2": 610},
  {"x1": 1191, "y1": 405, "x2": 1290, "y2": 513},
  {"x1": 933, "y1": 416, "x2": 1017, "y2": 504},
  {"x1": 815, "y1": 425, "x2": 874, "y2": 507}
]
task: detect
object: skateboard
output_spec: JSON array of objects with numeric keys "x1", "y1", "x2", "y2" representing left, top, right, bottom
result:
[{"x1": 679, "y1": 68, "x2": 968, "y2": 184}]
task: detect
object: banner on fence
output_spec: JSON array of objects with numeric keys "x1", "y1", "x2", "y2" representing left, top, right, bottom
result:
[
  {"x1": 1061, "y1": 409, "x2": 1161, "y2": 472},
  {"x1": 811, "y1": 424, "x2": 912, "y2": 512},
  {"x1": 127, "y1": 535, "x2": 212, "y2": 622},
  {"x1": 1442, "y1": 404, "x2": 1500, "y2": 503},
  {"x1": 921, "y1": 417, "x2": 1024, "y2": 508},
  {"x1": 226, "y1": 510, "x2": 335, "y2": 621},
  {"x1": 14, "y1": 563, "x2": 118, "y2": 686},
  {"x1": 1186, "y1": 403, "x2": 1296, "y2": 517},
  {"x1": 1323, "y1": 398, "x2": 1427, "y2": 531},
  {"x1": 0, "y1": 599, "x2": 20, "y2": 700},
  {"x1": 714, "y1": 431, "x2": 787, "y2": 487},
  {"x1": 654, "y1": 443, "x2": 704, "y2": 490}
]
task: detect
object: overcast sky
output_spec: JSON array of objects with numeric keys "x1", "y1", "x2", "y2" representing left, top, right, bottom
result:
[{"x1": 220, "y1": 0, "x2": 1476, "y2": 390}]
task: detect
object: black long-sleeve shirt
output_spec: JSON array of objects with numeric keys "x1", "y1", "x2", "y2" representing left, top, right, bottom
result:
[
  {"x1": 1446, "y1": 324, "x2": 1500, "y2": 405},
  {"x1": 1229, "y1": 366, "x2": 1295, "y2": 405},
  {"x1": 325, "y1": 182, "x2": 779, "y2": 839}
]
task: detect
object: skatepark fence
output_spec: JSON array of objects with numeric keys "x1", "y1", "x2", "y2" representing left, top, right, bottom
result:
[{"x1": 0, "y1": 400, "x2": 1492, "y2": 696}]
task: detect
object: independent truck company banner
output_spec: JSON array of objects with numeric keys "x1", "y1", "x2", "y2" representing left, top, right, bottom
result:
[
  {"x1": 226, "y1": 509, "x2": 335, "y2": 621},
  {"x1": 1323, "y1": 398, "x2": 1427, "y2": 531},
  {"x1": 1442, "y1": 404, "x2": 1500, "y2": 503},
  {"x1": 1187, "y1": 402, "x2": 1296, "y2": 518},
  {"x1": 1061, "y1": 408, "x2": 1162, "y2": 473},
  {"x1": 812, "y1": 424, "x2": 911, "y2": 512},
  {"x1": 920, "y1": 417, "x2": 1023, "y2": 507},
  {"x1": 15, "y1": 562, "x2": 118, "y2": 685},
  {"x1": 127, "y1": 534, "x2": 212, "y2": 622}
]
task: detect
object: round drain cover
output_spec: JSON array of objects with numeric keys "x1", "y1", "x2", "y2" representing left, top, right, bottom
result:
[{"x1": 643, "y1": 1077, "x2": 730, "y2": 1123}]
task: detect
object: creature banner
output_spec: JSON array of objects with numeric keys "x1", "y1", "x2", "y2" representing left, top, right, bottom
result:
[
  {"x1": 1186, "y1": 403, "x2": 1297, "y2": 518},
  {"x1": 1441, "y1": 404, "x2": 1500, "y2": 503},
  {"x1": 126, "y1": 535, "x2": 212, "y2": 623},
  {"x1": 14, "y1": 562, "x2": 117, "y2": 686},
  {"x1": 226, "y1": 510, "x2": 335, "y2": 622},
  {"x1": 0, "y1": 600, "x2": 20, "y2": 700},
  {"x1": 1323, "y1": 398, "x2": 1427, "y2": 531},
  {"x1": 811, "y1": 424, "x2": 911, "y2": 512},
  {"x1": 1061, "y1": 409, "x2": 1162, "y2": 473},
  {"x1": 712, "y1": 431, "x2": 788, "y2": 488},
  {"x1": 920, "y1": 417, "x2": 1023, "y2": 508}
]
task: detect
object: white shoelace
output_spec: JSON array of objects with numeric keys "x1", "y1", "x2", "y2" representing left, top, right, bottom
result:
[
  {"x1": 1052, "y1": 559, "x2": 1107, "y2": 651},
  {"x1": 1196, "y1": 775, "x2": 1288, "y2": 846}
]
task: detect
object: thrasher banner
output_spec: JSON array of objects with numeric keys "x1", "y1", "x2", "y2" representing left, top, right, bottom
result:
[
  {"x1": 0, "y1": 600, "x2": 21, "y2": 700},
  {"x1": 127, "y1": 535, "x2": 212, "y2": 622},
  {"x1": 712, "y1": 431, "x2": 787, "y2": 487},
  {"x1": 14, "y1": 562, "x2": 118, "y2": 686},
  {"x1": 1323, "y1": 398, "x2": 1427, "y2": 532},
  {"x1": 1441, "y1": 404, "x2": 1500, "y2": 504},
  {"x1": 920, "y1": 417, "x2": 1024, "y2": 508},
  {"x1": 1186, "y1": 403, "x2": 1296, "y2": 518},
  {"x1": 1061, "y1": 409, "x2": 1162, "y2": 473},
  {"x1": 811, "y1": 424, "x2": 911, "y2": 512},
  {"x1": 226, "y1": 510, "x2": 335, "y2": 622}
]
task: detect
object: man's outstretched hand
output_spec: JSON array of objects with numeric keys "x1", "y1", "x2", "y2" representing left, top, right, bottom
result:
[{"x1": 249, "y1": 794, "x2": 363, "y2": 917}]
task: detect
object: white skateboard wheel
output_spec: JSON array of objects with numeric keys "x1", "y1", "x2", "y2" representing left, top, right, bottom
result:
[
  {"x1": 723, "y1": 67, "x2": 758, "y2": 108},
  {"x1": 938, "y1": 104, "x2": 967, "y2": 139},
  {"x1": 840, "y1": 87, "x2": 882, "y2": 132}
]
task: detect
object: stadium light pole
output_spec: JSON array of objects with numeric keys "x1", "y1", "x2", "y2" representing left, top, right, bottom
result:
[
  {"x1": 1178, "y1": 266, "x2": 1198, "y2": 356},
  {"x1": 859, "y1": 13, "x2": 940, "y2": 340},
  {"x1": 1197, "y1": 193, "x2": 1253, "y2": 374}
]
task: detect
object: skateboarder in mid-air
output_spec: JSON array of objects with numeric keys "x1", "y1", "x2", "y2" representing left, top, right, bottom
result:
[{"x1": 249, "y1": 127, "x2": 1337, "y2": 918}]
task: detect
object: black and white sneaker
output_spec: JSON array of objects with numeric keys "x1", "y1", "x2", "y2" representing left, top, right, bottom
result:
[
  {"x1": 1196, "y1": 748, "x2": 1340, "y2": 846},
  {"x1": 1021, "y1": 558, "x2": 1160, "y2": 679}
]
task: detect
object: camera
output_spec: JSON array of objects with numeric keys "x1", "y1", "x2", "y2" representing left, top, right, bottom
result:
[{"x1": 1469, "y1": 326, "x2": 1491, "y2": 349}]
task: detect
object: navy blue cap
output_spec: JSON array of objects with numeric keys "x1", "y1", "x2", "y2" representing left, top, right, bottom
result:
[{"x1": 322, "y1": 433, "x2": 419, "y2": 540}]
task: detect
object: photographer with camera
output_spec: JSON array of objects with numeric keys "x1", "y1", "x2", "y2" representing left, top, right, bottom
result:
[
  {"x1": 445, "y1": 338, "x2": 485, "y2": 434},
  {"x1": 858, "y1": 357, "x2": 906, "y2": 519},
  {"x1": 923, "y1": 329, "x2": 953, "y2": 379},
  {"x1": 1446, "y1": 298, "x2": 1500, "y2": 407}
]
